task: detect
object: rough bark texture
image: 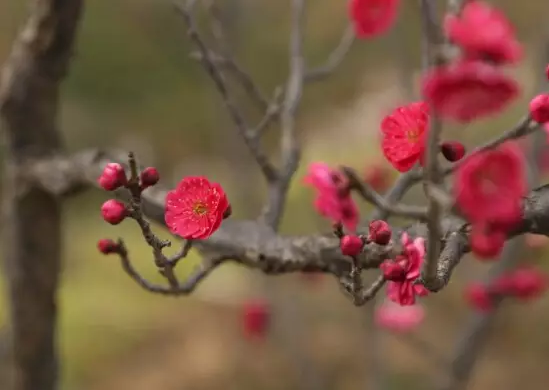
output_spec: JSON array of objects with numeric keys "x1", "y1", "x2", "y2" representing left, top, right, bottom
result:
[{"x1": 0, "y1": 1, "x2": 83, "y2": 389}]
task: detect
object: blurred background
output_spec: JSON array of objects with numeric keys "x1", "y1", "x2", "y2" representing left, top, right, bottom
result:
[{"x1": 1, "y1": 0, "x2": 549, "y2": 389}]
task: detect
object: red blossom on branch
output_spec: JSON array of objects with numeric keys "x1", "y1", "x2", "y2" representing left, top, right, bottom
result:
[
  {"x1": 444, "y1": 1, "x2": 522, "y2": 65},
  {"x1": 165, "y1": 176, "x2": 230, "y2": 240},
  {"x1": 349, "y1": 0, "x2": 399, "y2": 39},
  {"x1": 381, "y1": 101, "x2": 429, "y2": 172},
  {"x1": 529, "y1": 94, "x2": 549, "y2": 124},
  {"x1": 422, "y1": 60, "x2": 520, "y2": 123},
  {"x1": 454, "y1": 142, "x2": 526, "y2": 228},
  {"x1": 304, "y1": 162, "x2": 360, "y2": 231},
  {"x1": 98, "y1": 162, "x2": 127, "y2": 191},
  {"x1": 384, "y1": 233, "x2": 429, "y2": 306}
]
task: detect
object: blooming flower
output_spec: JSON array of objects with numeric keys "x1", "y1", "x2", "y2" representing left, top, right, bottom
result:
[
  {"x1": 165, "y1": 176, "x2": 230, "y2": 240},
  {"x1": 444, "y1": 1, "x2": 522, "y2": 65},
  {"x1": 383, "y1": 233, "x2": 429, "y2": 306},
  {"x1": 349, "y1": 0, "x2": 399, "y2": 39},
  {"x1": 375, "y1": 299, "x2": 425, "y2": 333},
  {"x1": 381, "y1": 102, "x2": 429, "y2": 172},
  {"x1": 454, "y1": 142, "x2": 526, "y2": 228},
  {"x1": 422, "y1": 60, "x2": 520, "y2": 123},
  {"x1": 304, "y1": 162, "x2": 359, "y2": 231}
]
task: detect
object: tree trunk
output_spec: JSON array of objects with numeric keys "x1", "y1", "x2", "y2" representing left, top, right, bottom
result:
[{"x1": 0, "y1": 1, "x2": 84, "y2": 389}]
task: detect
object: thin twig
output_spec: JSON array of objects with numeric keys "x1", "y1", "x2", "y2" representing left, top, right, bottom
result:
[
  {"x1": 262, "y1": 0, "x2": 305, "y2": 228},
  {"x1": 342, "y1": 166, "x2": 429, "y2": 220},
  {"x1": 305, "y1": 24, "x2": 355, "y2": 82},
  {"x1": 174, "y1": 0, "x2": 278, "y2": 182}
]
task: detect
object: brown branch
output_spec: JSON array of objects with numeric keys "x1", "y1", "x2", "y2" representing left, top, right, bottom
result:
[
  {"x1": 342, "y1": 166, "x2": 429, "y2": 221},
  {"x1": 304, "y1": 24, "x2": 355, "y2": 82},
  {"x1": 0, "y1": 1, "x2": 83, "y2": 390},
  {"x1": 174, "y1": 0, "x2": 278, "y2": 182},
  {"x1": 262, "y1": 0, "x2": 306, "y2": 229},
  {"x1": 420, "y1": 0, "x2": 444, "y2": 289}
]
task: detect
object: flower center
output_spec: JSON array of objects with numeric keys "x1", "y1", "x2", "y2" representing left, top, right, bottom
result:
[
  {"x1": 407, "y1": 129, "x2": 420, "y2": 143},
  {"x1": 192, "y1": 201, "x2": 209, "y2": 216}
]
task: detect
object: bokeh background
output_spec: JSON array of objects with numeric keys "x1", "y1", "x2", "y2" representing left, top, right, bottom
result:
[{"x1": 1, "y1": 0, "x2": 549, "y2": 389}]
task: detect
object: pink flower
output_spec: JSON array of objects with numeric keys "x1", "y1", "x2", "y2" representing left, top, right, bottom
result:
[
  {"x1": 454, "y1": 142, "x2": 526, "y2": 228},
  {"x1": 381, "y1": 102, "x2": 429, "y2": 172},
  {"x1": 444, "y1": 1, "x2": 522, "y2": 65},
  {"x1": 304, "y1": 162, "x2": 360, "y2": 231},
  {"x1": 165, "y1": 176, "x2": 230, "y2": 240},
  {"x1": 349, "y1": 0, "x2": 399, "y2": 39},
  {"x1": 384, "y1": 233, "x2": 429, "y2": 306},
  {"x1": 375, "y1": 299, "x2": 425, "y2": 333},
  {"x1": 529, "y1": 94, "x2": 549, "y2": 124},
  {"x1": 422, "y1": 60, "x2": 520, "y2": 123}
]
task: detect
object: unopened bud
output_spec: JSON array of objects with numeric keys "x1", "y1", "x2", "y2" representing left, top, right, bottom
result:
[
  {"x1": 140, "y1": 167, "x2": 160, "y2": 189},
  {"x1": 368, "y1": 220, "x2": 392, "y2": 245},
  {"x1": 97, "y1": 239, "x2": 119, "y2": 255},
  {"x1": 98, "y1": 163, "x2": 127, "y2": 191},
  {"x1": 440, "y1": 141, "x2": 466, "y2": 162},
  {"x1": 340, "y1": 235, "x2": 363, "y2": 257},
  {"x1": 529, "y1": 93, "x2": 549, "y2": 124},
  {"x1": 101, "y1": 199, "x2": 127, "y2": 225}
]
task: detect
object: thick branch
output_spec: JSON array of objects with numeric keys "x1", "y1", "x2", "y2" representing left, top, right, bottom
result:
[
  {"x1": 31, "y1": 150, "x2": 549, "y2": 290},
  {"x1": 0, "y1": 1, "x2": 83, "y2": 390}
]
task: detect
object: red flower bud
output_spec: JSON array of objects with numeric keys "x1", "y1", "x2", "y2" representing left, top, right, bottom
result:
[
  {"x1": 97, "y1": 239, "x2": 119, "y2": 255},
  {"x1": 368, "y1": 220, "x2": 392, "y2": 245},
  {"x1": 98, "y1": 163, "x2": 127, "y2": 191},
  {"x1": 465, "y1": 283, "x2": 493, "y2": 312},
  {"x1": 529, "y1": 94, "x2": 549, "y2": 124},
  {"x1": 101, "y1": 199, "x2": 127, "y2": 225},
  {"x1": 340, "y1": 234, "x2": 363, "y2": 257},
  {"x1": 140, "y1": 167, "x2": 160, "y2": 189},
  {"x1": 242, "y1": 299, "x2": 270, "y2": 340},
  {"x1": 470, "y1": 228, "x2": 504, "y2": 260},
  {"x1": 380, "y1": 259, "x2": 406, "y2": 281},
  {"x1": 440, "y1": 141, "x2": 466, "y2": 162}
]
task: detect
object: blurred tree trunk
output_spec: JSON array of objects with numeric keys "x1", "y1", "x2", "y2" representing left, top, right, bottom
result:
[{"x1": 0, "y1": 1, "x2": 83, "y2": 390}]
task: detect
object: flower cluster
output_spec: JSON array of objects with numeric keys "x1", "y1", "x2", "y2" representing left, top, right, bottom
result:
[
  {"x1": 466, "y1": 267, "x2": 548, "y2": 312},
  {"x1": 454, "y1": 142, "x2": 527, "y2": 259},
  {"x1": 304, "y1": 162, "x2": 359, "y2": 232},
  {"x1": 423, "y1": 1, "x2": 521, "y2": 123},
  {"x1": 97, "y1": 161, "x2": 230, "y2": 255},
  {"x1": 381, "y1": 233, "x2": 429, "y2": 306}
]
